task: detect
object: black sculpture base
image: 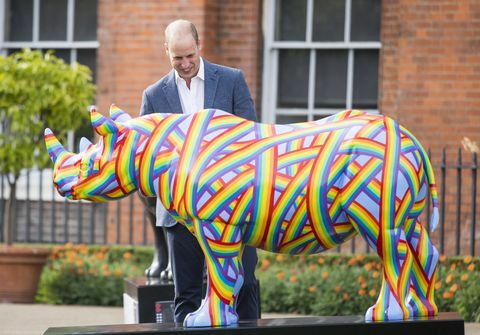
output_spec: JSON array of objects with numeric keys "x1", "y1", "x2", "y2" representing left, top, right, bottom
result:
[
  {"x1": 123, "y1": 277, "x2": 175, "y2": 324},
  {"x1": 43, "y1": 312, "x2": 463, "y2": 335},
  {"x1": 123, "y1": 277, "x2": 261, "y2": 324}
]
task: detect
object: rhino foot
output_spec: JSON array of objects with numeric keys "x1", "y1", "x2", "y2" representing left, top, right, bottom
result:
[{"x1": 183, "y1": 297, "x2": 238, "y2": 327}]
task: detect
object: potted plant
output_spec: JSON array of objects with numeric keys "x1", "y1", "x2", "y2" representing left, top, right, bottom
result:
[{"x1": 0, "y1": 49, "x2": 95, "y2": 302}]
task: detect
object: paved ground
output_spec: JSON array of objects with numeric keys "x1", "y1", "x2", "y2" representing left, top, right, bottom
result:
[{"x1": 0, "y1": 303, "x2": 478, "y2": 335}]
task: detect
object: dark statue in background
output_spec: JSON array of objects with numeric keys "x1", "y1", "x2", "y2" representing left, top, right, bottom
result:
[{"x1": 137, "y1": 194, "x2": 172, "y2": 281}]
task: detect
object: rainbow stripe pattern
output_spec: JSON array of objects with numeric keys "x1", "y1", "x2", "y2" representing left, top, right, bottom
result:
[{"x1": 45, "y1": 105, "x2": 440, "y2": 327}]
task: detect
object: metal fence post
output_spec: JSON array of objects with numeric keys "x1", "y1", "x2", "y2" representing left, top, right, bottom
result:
[
  {"x1": 129, "y1": 195, "x2": 134, "y2": 245},
  {"x1": 51, "y1": 179, "x2": 56, "y2": 243},
  {"x1": 39, "y1": 168, "x2": 44, "y2": 242},
  {"x1": 471, "y1": 153, "x2": 477, "y2": 256},
  {"x1": 426, "y1": 149, "x2": 431, "y2": 231},
  {"x1": 77, "y1": 201, "x2": 83, "y2": 243},
  {"x1": 116, "y1": 201, "x2": 121, "y2": 244},
  {"x1": 64, "y1": 198, "x2": 69, "y2": 243},
  {"x1": 90, "y1": 203, "x2": 96, "y2": 244},
  {"x1": 26, "y1": 170, "x2": 31, "y2": 242},
  {"x1": 0, "y1": 175, "x2": 4, "y2": 242},
  {"x1": 103, "y1": 203, "x2": 108, "y2": 244},
  {"x1": 143, "y1": 204, "x2": 147, "y2": 245},
  {"x1": 440, "y1": 148, "x2": 446, "y2": 254},
  {"x1": 455, "y1": 149, "x2": 462, "y2": 255}
]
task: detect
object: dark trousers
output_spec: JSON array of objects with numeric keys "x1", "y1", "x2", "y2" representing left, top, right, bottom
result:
[{"x1": 166, "y1": 223, "x2": 259, "y2": 323}]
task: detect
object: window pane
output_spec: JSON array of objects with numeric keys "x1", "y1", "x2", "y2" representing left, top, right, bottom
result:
[
  {"x1": 40, "y1": 0, "x2": 67, "y2": 41},
  {"x1": 77, "y1": 49, "x2": 97, "y2": 82},
  {"x1": 6, "y1": 0, "x2": 33, "y2": 41},
  {"x1": 315, "y1": 50, "x2": 347, "y2": 108},
  {"x1": 312, "y1": 0, "x2": 345, "y2": 41},
  {"x1": 42, "y1": 49, "x2": 70, "y2": 63},
  {"x1": 313, "y1": 114, "x2": 333, "y2": 120},
  {"x1": 275, "y1": 0, "x2": 307, "y2": 41},
  {"x1": 276, "y1": 115, "x2": 308, "y2": 124},
  {"x1": 353, "y1": 50, "x2": 379, "y2": 109},
  {"x1": 277, "y1": 50, "x2": 309, "y2": 108},
  {"x1": 351, "y1": 0, "x2": 381, "y2": 41},
  {"x1": 74, "y1": 0, "x2": 97, "y2": 41},
  {"x1": 7, "y1": 49, "x2": 22, "y2": 55}
]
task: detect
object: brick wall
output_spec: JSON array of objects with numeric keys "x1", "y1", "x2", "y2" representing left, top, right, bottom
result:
[
  {"x1": 214, "y1": 0, "x2": 263, "y2": 114},
  {"x1": 380, "y1": 0, "x2": 480, "y2": 255},
  {"x1": 380, "y1": 0, "x2": 480, "y2": 155}
]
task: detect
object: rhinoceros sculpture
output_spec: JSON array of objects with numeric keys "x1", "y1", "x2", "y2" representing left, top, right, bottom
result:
[{"x1": 45, "y1": 105, "x2": 439, "y2": 327}]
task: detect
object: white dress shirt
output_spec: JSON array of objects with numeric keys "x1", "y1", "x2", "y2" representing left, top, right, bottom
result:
[{"x1": 175, "y1": 58, "x2": 205, "y2": 115}]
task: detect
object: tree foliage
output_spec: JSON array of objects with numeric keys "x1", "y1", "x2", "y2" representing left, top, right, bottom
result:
[
  {"x1": 0, "y1": 49, "x2": 95, "y2": 245},
  {"x1": 0, "y1": 49, "x2": 96, "y2": 179}
]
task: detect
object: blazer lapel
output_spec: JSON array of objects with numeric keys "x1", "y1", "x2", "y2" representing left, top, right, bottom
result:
[
  {"x1": 162, "y1": 70, "x2": 183, "y2": 114},
  {"x1": 204, "y1": 60, "x2": 218, "y2": 108}
]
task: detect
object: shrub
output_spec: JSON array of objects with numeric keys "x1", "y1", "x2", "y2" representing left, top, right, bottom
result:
[
  {"x1": 435, "y1": 255, "x2": 480, "y2": 320},
  {"x1": 257, "y1": 251, "x2": 480, "y2": 322},
  {"x1": 36, "y1": 243, "x2": 152, "y2": 306},
  {"x1": 36, "y1": 243, "x2": 480, "y2": 322}
]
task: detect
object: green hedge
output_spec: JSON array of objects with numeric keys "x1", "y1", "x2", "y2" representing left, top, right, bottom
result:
[
  {"x1": 36, "y1": 244, "x2": 480, "y2": 322},
  {"x1": 36, "y1": 243, "x2": 152, "y2": 306},
  {"x1": 257, "y1": 252, "x2": 480, "y2": 322}
]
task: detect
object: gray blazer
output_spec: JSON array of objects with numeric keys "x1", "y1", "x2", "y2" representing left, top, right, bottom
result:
[{"x1": 140, "y1": 59, "x2": 257, "y2": 226}]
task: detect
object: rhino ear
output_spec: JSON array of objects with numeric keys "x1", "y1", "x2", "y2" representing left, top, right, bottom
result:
[
  {"x1": 109, "y1": 104, "x2": 132, "y2": 123},
  {"x1": 79, "y1": 137, "x2": 93, "y2": 153},
  {"x1": 90, "y1": 106, "x2": 118, "y2": 136}
]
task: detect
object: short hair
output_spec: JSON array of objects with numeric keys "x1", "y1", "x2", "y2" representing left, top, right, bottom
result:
[{"x1": 165, "y1": 19, "x2": 199, "y2": 46}]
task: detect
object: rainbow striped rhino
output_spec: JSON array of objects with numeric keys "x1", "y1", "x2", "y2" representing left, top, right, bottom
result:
[{"x1": 45, "y1": 105, "x2": 440, "y2": 327}]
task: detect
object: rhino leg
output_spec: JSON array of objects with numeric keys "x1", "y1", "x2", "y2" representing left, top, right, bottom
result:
[
  {"x1": 364, "y1": 227, "x2": 413, "y2": 321},
  {"x1": 344, "y1": 186, "x2": 415, "y2": 320},
  {"x1": 344, "y1": 171, "x2": 414, "y2": 319},
  {"x1": 183, "y1": 219, "x2": 244, "y2": 327},
  {"x1": 404, "y1": 218, "x2": 439, "y2": 317}
]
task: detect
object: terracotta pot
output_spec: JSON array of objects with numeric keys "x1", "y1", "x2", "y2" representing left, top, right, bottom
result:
[{"x1": 0, "y1": 246, "x2": 51, "y2": 303}]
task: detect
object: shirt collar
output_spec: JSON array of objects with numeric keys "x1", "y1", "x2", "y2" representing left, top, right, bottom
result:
[{"x1": 175, "y1": 57, "x2": 204, "y2": 84}]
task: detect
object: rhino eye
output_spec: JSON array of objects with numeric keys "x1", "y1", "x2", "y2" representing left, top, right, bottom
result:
[
  {"x1": 93, "y1": 159, "x2": 100, "y2": 172},
  {"x1": 79, "y1": 161, "x2": 89, "y2": 178}
]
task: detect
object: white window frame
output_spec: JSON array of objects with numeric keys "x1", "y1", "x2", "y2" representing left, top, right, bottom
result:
[
  {"x1": 261, "y1": 0, "x2": 381, "y2": 123},
  {"x1": 0, "y1": 0, "x2": 99, "y2": 51}
]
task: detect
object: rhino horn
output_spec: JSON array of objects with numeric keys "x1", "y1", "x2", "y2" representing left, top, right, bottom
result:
[{"x1": 44, "y1": 128, "x2": 71, "y2": 164}]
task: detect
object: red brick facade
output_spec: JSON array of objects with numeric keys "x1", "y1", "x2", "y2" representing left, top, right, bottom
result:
[
  {"x1": 380, "y1": 0, "x2": 480, "y2": 154},
  {"x1": 380, "y1": 0, "x2": 480, "y2": 255}
]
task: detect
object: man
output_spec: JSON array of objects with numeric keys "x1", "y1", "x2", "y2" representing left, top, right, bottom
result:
[{"x1": 140, "y1": 19, "x2": 259, "y2": 323}]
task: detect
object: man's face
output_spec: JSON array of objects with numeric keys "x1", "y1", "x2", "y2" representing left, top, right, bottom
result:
[{"x1": 165, "y1": 35, "x2": 201, "y2": 82}]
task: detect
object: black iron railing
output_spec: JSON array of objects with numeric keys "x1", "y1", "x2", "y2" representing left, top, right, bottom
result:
[
  {"x1": 1, "y1": 164, "x2": 155, "y2": 246},
  {"x1": 0, "y1": 148, "x2": 478, "y2": 256}
]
